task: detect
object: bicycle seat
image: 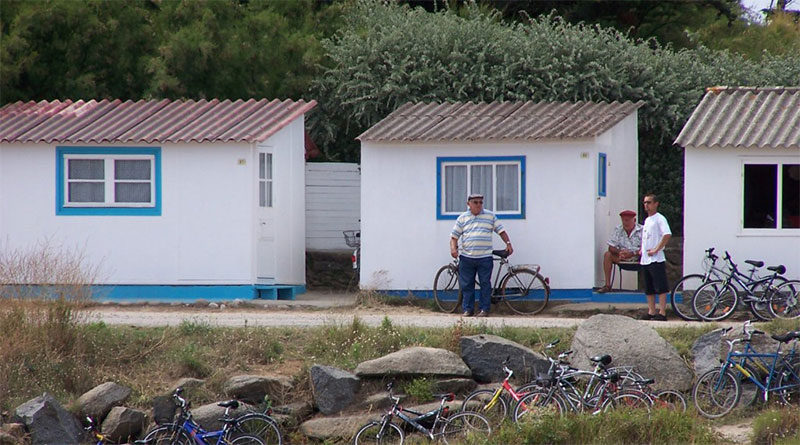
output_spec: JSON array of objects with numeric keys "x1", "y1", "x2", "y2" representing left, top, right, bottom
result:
[
  {"x1": 745, "y1": 260, "x2": 764, "y2": 268},
  {"x1": 590, "y1": 354, "x2": 612, "y2": 366},
  {"x1": 767, "y1": 265, "x2": 786, "y2": 274},
  {"x1": 771, "y1": 331, "x2": 800, "y2": 343},
  {"x1": 492, "y1": 249, "x2": 510, "y2": 259},
  {"x1": 218, "y1": 400, "x2": 240, "y2": 409},
  {"x1": 434, "y1": 393, "x2": 456, "y2": 401}
]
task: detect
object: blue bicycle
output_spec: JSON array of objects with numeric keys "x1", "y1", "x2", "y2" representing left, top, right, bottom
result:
[
  {"x1": 692, "y1": 321, "x2": 800, "y2": 418},
  {"x1": 142, "y1": 388, "x2": 267, "y2": 445}
]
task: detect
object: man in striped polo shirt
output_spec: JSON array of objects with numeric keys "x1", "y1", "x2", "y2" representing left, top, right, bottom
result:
[{"x1": 450, "y1": 193, "x2": 513, "y2": 317}]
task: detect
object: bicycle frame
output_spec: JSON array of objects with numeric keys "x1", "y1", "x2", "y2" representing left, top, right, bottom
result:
[
  {"x1": 381, "y1": 392, "x2": 451, "y2": 440},
  {"x1": 716, "y1": 324, "x2": 800, "y2": 403},
  {"x1": 451, "y1": 254, "x2": 542, "y2": 299},
  {"x1": 717, "y1": 253, "x2": 782, "y2": 302}
]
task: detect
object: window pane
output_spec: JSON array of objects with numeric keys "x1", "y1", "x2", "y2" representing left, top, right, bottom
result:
[
  {"x1": 115, "y1": 160, "x2": 151, "y2": 180},
  {"x1": 266, "y1": 153, "x2": 273, "y2": 180},
  {"x1": 782, "y1": 164, "x2": 800, "y2": 229},
  {"x1": 471, "y1": 165, "x2": 493, "y2": 210},
  {"x1": 259, "y1": 153, "x2": 265, "y2": 180},
  {"x1": 68, "y1": 159, "x2": 104, "y2": 179},
  {"x1": 445, "y1": 166, "x2": 467, "y2": 212},
  {"x1": 497, "y1": 164, "x2": 519, "y2": 211},
  {"x1": 259, "y1": 181, "x2": 266, "y2": 207},
  {"x1": 266, "y1": 181, "x2": 273, "y2": 207},
  {"x1": 69, "y1": 182, "x2": 104, "y2": 202},
  {"x1": 743, "y1": 164, "x2": 777, "y2": 229},
  {"x1": 115, "y1": 183, "x2": 151, "y2": 203}
]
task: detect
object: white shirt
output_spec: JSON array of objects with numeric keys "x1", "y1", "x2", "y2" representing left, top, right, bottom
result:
[{"x1": 640, "y1": 212, "x2": 671, "y2": 265}]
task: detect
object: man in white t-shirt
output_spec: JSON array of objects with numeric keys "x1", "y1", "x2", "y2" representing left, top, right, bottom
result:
[{"x1": 638, "y1": 193, "x2": 672, "y2": 321}]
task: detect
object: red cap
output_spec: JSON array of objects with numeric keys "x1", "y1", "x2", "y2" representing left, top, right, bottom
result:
[{"x1": 619, "y1": 210, "x2": 636, "y2": 217}]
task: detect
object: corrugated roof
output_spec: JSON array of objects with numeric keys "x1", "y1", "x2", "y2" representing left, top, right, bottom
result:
[
  {"x1": 357, "y1": 100, "x2": 644, "y2": 142},
  {"x1": 674, "y1": 86, "x2": 800, "y2": 149},
  {"x1": 0, "y1": 98, "x2": 317, "y2": 144}
]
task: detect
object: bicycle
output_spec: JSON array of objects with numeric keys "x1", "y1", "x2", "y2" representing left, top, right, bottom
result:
[
  {"x1": 343, "y1": 229, "x2": 361, "y2": 290},
  {"x1": 769, "y1": 279, "x2": 800, "y2": 319},
  {"x1": 352, "y1": 382, "x2": 492, "y2": 444},
  {"x1": 84, "y1": 416, "x2": 147, "y2": 445},
  {"x1": 670, "y1": 247, "x2": 725, "y2": 321},
  {"x1": 692, "y1": 251, "x2": 788, "y2": 321},
  {"x1": 692, "y1": 321, "x2": 800, "y2": 418},
  {"x1": 142, "y1": 387, "x2": 275, "y2": 445},
  {"x1": 432, "y1": 250, "x2": 550, "y2": 315}
]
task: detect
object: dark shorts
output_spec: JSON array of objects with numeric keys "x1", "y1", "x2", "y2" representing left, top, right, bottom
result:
[{"x1": 643, "y1": 261, "x2": 669, "y2": 295}]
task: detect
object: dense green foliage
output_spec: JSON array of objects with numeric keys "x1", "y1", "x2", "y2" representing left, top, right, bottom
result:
[
  {"x1": 0, "y1": 0, "x2": 339, "y2": 103},
  {"x1": 310, "y1": 0, "x2": 800, "y2": 232}
]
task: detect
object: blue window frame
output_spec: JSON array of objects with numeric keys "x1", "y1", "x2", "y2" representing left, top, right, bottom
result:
[
  {"x1": 56, "y1": 146, "x2": 161, "y2": 216},
  {"x1": 436, "y1": 156, "x2": 525, "y2": 220},
  {"x1": 598, "y1": 152, "x2": 607, "y2": 197}
]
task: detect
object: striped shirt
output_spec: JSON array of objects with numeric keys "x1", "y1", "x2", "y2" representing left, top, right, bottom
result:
[{"x1": 451, "y1": 210, "x2": 505, "y2": 258}]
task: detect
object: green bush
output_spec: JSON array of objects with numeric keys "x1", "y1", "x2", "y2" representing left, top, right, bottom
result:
[{"x1": 752, "y1": 407, "x2": 800, "y2": 445}]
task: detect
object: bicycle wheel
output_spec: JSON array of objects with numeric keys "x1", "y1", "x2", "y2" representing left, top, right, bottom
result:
[
  {"x1": 652, "y1": 389, "x2": 687, "y2": 412},
  {"x1": 513, "y1": 389, "x2": 565, "y2": 422},
  {"x1": 230, "y1": 434, "x2": 267, "y2": 445},
  {"x1": 777, "y1": 358, "x2": 800, "y2": 406},
  {"x1": 438, "y1": 411, "x2": 491, "y2": 444},
  {"x1": 748, "y1": 276, "x2": 788, "y2": 321},
  {"x1": 602, "y1": 390, "x2": 652, "y2": 413},
  {"x1": 352, "y1": 420, "x2": 404, "y2": 445},
  {"x1": 232, "y1": 413, "x2": 282, "y2": 445},
  {"x1": 693, "y1": 281, "x2": 738, "y2": 321},
  {"x1": 500, "y1": 268, "x2": 550, "y2": 315},
  {"x1": 461, "y1": 389, "x2": 507, "y2": 428},
  {"x1": 693, "y1": 368, "x2": 741, "y2": 418},
  {"x1": 142, "y1": 425, "x2": 193, "y2": 445},
  {"x1": 433, "y1": 264, "x2": 461, "y2": 313},
  {"x1": 769, "y1": 280, "x2": 800, "y2": 319},
  {"x1": 669, "y1": 274, "x2": 706, "y2": 321}
]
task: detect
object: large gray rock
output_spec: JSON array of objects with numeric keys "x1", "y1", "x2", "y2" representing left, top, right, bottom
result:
[
  {"x1": 460, "y1": 334, "x2": 550, "y2": 383},
  {"x1": 299, "y1": 414, "x2": 373, "y2": 441},
  {"x1": 310, "y1": 365, "x2": 361, "y2": 415},
  {"x1": 100, "y1": 407, "x2": 147, "y2": 443},
  {"x1": 191, "y1": 402, "x2": 254, "y2": 431},
  {"x1": 77, "y1": 382, "x2": 131, "y2": 421},
  {"x1": 570, "y1": 314, "x2": 693, "y2": 391},
  {"x1": 434, "y1": 378, "x2": 477, "y2": 396},
  {"x1": 692, "y1": 328, "x2": 724, "y2": 376},
  {"x1": 354, "y1": 347, "x2": 471, "y2": 378},
  {"x1": 14, "y1": 393, "x2": 84, "y2": 445},
  {"x1": 223, "y1": 374, "x2": 293, "y2": 404}
]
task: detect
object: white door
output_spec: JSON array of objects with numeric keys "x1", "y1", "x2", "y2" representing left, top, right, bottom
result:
[{"x1": 257, "y1": 150, "x2": 276, "y2": 281}]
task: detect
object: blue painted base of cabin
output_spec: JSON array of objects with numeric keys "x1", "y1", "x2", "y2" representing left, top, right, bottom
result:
[
  {"x1": 89, "y1": 284, "x2": 306, "y2": 303},
  {"x1": 379, "y1": 288, "x2": 650, "y2": 304}
]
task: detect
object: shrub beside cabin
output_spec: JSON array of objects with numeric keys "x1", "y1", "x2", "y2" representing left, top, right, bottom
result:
[
  {"x1": 0, "y1": 99, "x2": 315, "y2": 301},
  {"x1": 357, "y1": 100, "x2": 643, "y2": 299},
  {"x1": 676, "y1": 87, "x2": 800, "y2": 276}
]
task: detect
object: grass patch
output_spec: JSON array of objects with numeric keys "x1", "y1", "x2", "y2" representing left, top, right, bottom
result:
[
  {"x1": 656, "y1": 324, "x2": 721, "y2": 359},
  {"x1": 752, "y1": 407, "x2": 800, "y2": 445},
  {"x1": 475, "y1": 409, "x2": 718, "y2": 444}
]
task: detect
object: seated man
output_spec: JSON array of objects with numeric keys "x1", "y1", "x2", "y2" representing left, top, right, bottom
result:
[{"x1": 599, "y1": 210, "x2": 643, "y2": 293}]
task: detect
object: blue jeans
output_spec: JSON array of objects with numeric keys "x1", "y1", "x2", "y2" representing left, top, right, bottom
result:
[{"x1": 459, "y1": 255, "x2": 493, "y2": 313}]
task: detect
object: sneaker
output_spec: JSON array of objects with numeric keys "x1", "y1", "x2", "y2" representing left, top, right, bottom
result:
[
  {"x1": 652, "y1": 314, "x2": 667, "y2": 321},
  {"x1": 462, "y1": 311, "x2": 474, "y2": 317},
  {"x1": 638, "y1": 313, "x2": 654, "y2": 320},
  {"x1": 476, "y1": 311, "x2": 489, "y2": 318}
]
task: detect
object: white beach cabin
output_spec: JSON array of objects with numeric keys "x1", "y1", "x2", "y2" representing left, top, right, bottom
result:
[
  {"x1": 357, "y1": 100, "x2": 643, "y2": 300},
  {"x1": 0, "y1": 98, "x2": 316, "y2": 301},
  {"x1": 675, "y1": 87, "x2": 800, "y2": 277}
]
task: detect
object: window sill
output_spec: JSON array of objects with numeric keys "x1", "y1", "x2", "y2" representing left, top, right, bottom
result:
[{"x1": 736, "y1": 230, "x2": 800, "y2": 237}]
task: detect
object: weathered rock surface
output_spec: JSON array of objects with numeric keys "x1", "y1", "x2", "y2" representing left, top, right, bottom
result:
[
  {"x1": 692, "y1": 328, "x2": 724, "y2": 376},
  {"x1": 152, "y1": 394, "x2": 177, "y2": 425},
  {"x1": 224, "y1": 374, "x2": 294, "y2": 404},
  {"x1": 299, "y1": 414, "x2": 373, "y2": 441},
  {"x1": 76, "y1": 382, "x2": 131, "y2": 421},
  {"x1": 460, "y1": 334, "x2": 549, "y2": 383},
  {"x1": 570, "y1": 314, "x2": 693, "y2": 391},
  {"x1": 434, "y1": 378, "x2": 477, "y2": 396},
  {"x1": 310, "y1": 365, "x2": 360, "y2": 415},
  {"x1": 191, "y1": 402, "x2": 254, "y2": 431},
  {"x1": 100, "y1": 407, "x2": 147, "y2": 443},
  {"x1": 14, "y1": 393, "x2": 84, "y2": 445},
  {"x1": 354, "y1": 347, "x2": 471, "y2": 378}
]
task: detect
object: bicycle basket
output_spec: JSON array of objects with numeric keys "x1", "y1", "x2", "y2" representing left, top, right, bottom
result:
[{"x1": 343, "y1": 230, "x2": 361, "y2": 248}]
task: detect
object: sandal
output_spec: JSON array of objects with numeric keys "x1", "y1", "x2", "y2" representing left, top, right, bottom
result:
[{"x1": 598, "y1": 285, "x2": 611, "y2": 293}]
